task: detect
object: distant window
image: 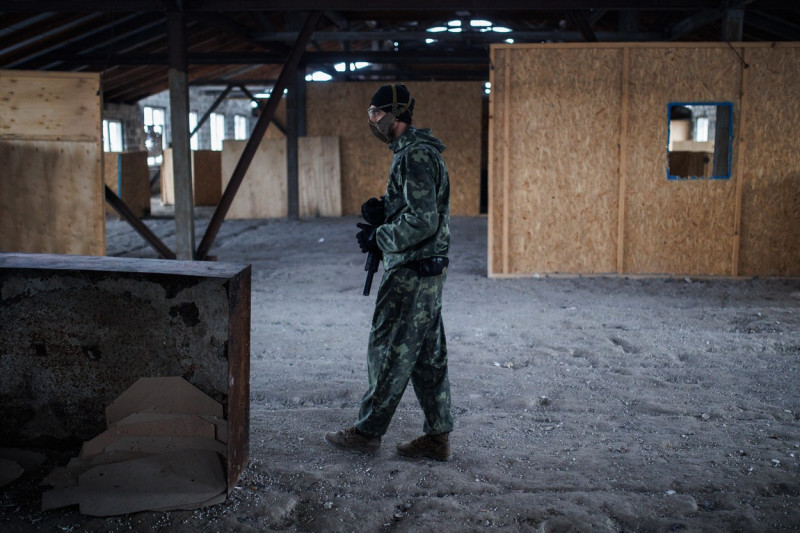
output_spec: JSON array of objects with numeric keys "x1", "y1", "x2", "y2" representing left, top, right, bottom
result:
[
  {"x1": 210, "y1": 113, "x2": 225, "y2": 151},
  {"x1": 144, "y1": 106, "x2": 166, "y2": 166},
  {"x1": 667, "y1": 102, "x2": 733, "y2": 180},
  {"x1": 234, "y1": 114, "x2": 248, "y2": 140},
  {"x1": 189, "y1": 112, "x2": 199, "y2": 150},
  {"x1": 103, "y1": 119, "x2": 123, "y2": 152}
]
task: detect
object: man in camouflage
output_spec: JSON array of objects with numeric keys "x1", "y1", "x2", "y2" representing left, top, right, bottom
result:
[{"x1": 325, "y1": 84, "x2": 454, "y2": 461}]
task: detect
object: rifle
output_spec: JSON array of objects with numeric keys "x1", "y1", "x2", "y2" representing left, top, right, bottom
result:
[{"x1": 363, "y1": 249, "x2": 381, "y2": 296}]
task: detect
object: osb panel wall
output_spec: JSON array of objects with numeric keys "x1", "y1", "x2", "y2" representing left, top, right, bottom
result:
[
  {"x1": 489, "y1": 47, "x2": 623, "y2": 275},
  {"x1": 306, "y1": 81, "x2": 483, "y2": 216},
  {"x1": 623, "y1": 46, "x2": 741, "y2": 275},
  {"x1": 103, "y1": 151, "x2": 150, "y2": 217},
  {"x1": 221, "y1": 139, "x2": 287, "y2": 219},
  {"x1": 737, "y1": 46, "x2": 800, "y2": 276},
  {"x1": 220, "y1": 137, "x2": 341, "y2": 219},
  {"x1": 489, "y1": 43, "x2": 799, "y2": 277},
  {"x1": 161, "y1": 149, "x2": 222, "y2": 207},
  {"x1": 0, "y1": 71, "x2": 104, "y2": 255}
]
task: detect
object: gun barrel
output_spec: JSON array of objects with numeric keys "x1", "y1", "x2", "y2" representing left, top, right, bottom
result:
[{"x1": 362, "y1": 251, "x2": 380, "y2": 296}]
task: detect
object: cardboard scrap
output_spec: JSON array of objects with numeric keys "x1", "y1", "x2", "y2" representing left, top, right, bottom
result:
[
  {"x1": 104, "y1": 436, "x2": 227, "y2": 457},
  {"x1": 0, "y1": 458, "x2": 24, "y2": 488},
  {"x1": 80, "y1": 413, "x2": 216, "y2": 459},
  {"x1": 105, "y1": 377, "x2": 223, "y2": 425},
  {"x1": 77, "y1": 450, "x2": 226, "y2": 516},
  {"x1": 42, "y1": 376, "x2": 229, "y2": 515}
]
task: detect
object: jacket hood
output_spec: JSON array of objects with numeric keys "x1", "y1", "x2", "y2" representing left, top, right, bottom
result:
[{"x1": 390, "y1": 126, "x2": 446, "y2": 154}]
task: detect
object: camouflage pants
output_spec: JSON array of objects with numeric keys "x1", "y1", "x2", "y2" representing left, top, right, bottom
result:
[{"x1": 355, "y1": 266, "x2": 453, "y2": 437}]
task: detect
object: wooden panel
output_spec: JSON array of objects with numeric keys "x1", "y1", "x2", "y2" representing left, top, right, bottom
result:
[
  {"x1": 0, "y1": 71, "x2": 101, "y2": 142},
  {"x1": 104, "y1": 151, "x2": 151, "y2": 218},
  {"x1": 161, "y1": 150, "x2": 223, "y2": 207},
  {"x1": 623, "y1": 47, "x2": 741, "y2": 275},
  {"x1": 220, "y1": 139, "x2": 287, "y2": 219},
  {"x1": 299, "y1": 136, "x2": 341, "y2": 217},
  {"x1": 0, "y1": 71, "x2": 103, "y2": 256},
  {"x1": 489, "y1": 46, "x2": 623, "y2": 275},
  {"x1": 488, "y1": 48, "x2": 508, "y2": 276},
  {"x1": 0, "y1": 140, "x2": 104, "y2": 255},
  {"x1": 738, "y1": 46, "x2": 800, "y2": 276},
  {"x1": 192, "y1": 150, "x2": 222, "y2": 206},
  {"x1": 306, "y1": 81, "x2": 483, "y2": 216}
]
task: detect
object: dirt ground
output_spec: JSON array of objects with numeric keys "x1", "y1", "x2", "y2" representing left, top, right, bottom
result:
[{"x1": 3, "y1": 213, "x2": 800, "y2": 532}]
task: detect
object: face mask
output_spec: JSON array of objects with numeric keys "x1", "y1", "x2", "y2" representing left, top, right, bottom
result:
[{"x1": 369, "y1": 112, "x2": 395, "y2": 144}]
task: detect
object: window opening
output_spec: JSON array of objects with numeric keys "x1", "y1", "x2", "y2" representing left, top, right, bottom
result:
[
  {"x1": 189, "y1": 112, "x2": 199, "y2": 151},
  {"x1": 103, "y1": 119, "x2": 123, "y2": 152},
  {"x1": 210, "y1": 112, "x2": 225, "y2": 151},
  {"x1": 144, "y1": 106, "x2": 166, "y2": 166},
  {"x1": 234, "y1": 115, "x2": 248, "y2": 140},
  {"x1": 667, "y1": 102, "x2": 733, "y2": 180}
]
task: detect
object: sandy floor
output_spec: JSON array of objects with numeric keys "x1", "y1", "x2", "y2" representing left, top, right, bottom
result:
[{"x1": 3, "y1": 214, "x2": 799, "y2": 532}]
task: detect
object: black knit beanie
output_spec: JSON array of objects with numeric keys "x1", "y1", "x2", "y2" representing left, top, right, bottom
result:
[{"x1": 370, "y1": 84, "x2": 415, "y2": 124}]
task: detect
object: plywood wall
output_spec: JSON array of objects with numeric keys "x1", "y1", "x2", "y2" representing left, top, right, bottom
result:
[
  {"x1": 737, "y1": 46, "x2": 800, "y2": 276},
  {"x1": 306, "y1": 81, "x2": 483, "y2": 216},
  {"x1": 161, "y1": 149, "x2": 222, "y2": 206},
  {"x1": 490, "y1": 47, "x2": 623, "y2": 275},
  {"x1": 104, "y1": 151, "x2": 150, "y2": 217},
  {"x1": 488, "y1": 42, "x2": 800, "y2": 277},
  {"x1": 0, "y1": 71, "x2": 104, "y2": 255},
  {"x1": 220, "y1": 137, "x2": 341, "y2": 219}
]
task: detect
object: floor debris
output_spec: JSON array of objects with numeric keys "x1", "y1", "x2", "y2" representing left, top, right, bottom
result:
[{"x1": 40, "y1": 377, "x2": 228, "y2": 516}]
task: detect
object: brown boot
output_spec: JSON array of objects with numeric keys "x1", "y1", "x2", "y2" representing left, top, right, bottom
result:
[
  {"x1": 325, "y1": 426, "x2": 381, "y2": 452},
  {"x1": 397, "y1": 433, "x2": 451, "y2": 461}
]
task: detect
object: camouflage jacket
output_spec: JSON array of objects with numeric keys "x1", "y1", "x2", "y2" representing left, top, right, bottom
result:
[{"x1": 375, "y1": 126, "x2": 450, "y2": 271}]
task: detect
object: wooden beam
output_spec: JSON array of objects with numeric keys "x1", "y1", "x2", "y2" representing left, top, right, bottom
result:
[
  {"x1": 168, "y1": 9, "x2": 196, "y2": 260},
  {"x1": 104, "y1": 185, "x2": 176, "y2": 259},
  {"x1": 195, "y1": 10, "x2": 322, "y2": 260}
]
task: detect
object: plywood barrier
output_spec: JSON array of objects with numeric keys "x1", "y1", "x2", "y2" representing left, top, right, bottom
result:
[
  {"x1": 488, "y1": 43, "x2": 800, "y2": 277},
  {"x1": 0, "y1": 252, "x2": 251, "y2": 492},
  {"x1": 220, "y1": 136, "x2": 341, "y2": 219},
  {"x1": 306, "y1": 81, "x2": 483, "y2": 216},
  {"x1": 737, "y1": 46, "x2": 800, "y2": 276},
  {"x1": 0, "y1": 70, "x2": 104, "y2": 255},
  {"x1": 160, "y1": 149, "x2": 222, "y2": 207},
  {"x1": 104, "y1": 151, "x2": 150, "y2": 218}
]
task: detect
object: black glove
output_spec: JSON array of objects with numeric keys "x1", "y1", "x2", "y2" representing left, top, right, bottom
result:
[
  {"x1": 356, "y1": 223, "x2": 380, "y2": 254},
  {"x1": 361, "y1": 197, "x2": 385, "y2": 226}
]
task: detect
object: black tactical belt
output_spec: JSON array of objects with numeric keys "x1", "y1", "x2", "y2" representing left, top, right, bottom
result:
[{"x1": 402, "y1": 256, "x2": 449, "y2": 277}]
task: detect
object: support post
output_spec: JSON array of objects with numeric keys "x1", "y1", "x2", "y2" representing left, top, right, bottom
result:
[
  {"x1": 168, "y1": 10, "x2": 195, "y2": 260},
  {"x1": 196, "y1": 10, "x2": 321, "y2": 260},
  {"x1": 286, "y1": 65, "x2": 306, "y2": 220}
]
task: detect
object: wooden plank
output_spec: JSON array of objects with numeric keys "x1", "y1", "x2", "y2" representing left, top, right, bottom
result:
[
  {"x1": 298, "y1": 136, "x2": 341, "y2": 217},
  {"x1": 616, "y1": 47, "x2": 630, "y2": 274},
  {"x1": 487, "y1": 47, "x2": 501, "y2": 277},
  {"x1": 730, "y1": 48, "x2": 747, "y2": 276},
  {"x1": 0, "y1": 71, "x2": 101, "y2": 142},
  {"x1": 501, "y1": 49, "x2": 511, "y2": 275}
]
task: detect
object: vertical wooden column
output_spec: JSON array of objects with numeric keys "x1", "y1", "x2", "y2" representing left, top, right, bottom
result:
[
  {"x1": 731, "y1": 48, "x2": 749, "y2": 277},
  {"x1": 168, "y1": 10, "x2": 195, "y2": 260},
  {"x1": 616, "y1": 46, "x2": 631, "y2": 274},
  {"x1": 286, "y1": 66, "x2": 306, "y2": 220}
]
